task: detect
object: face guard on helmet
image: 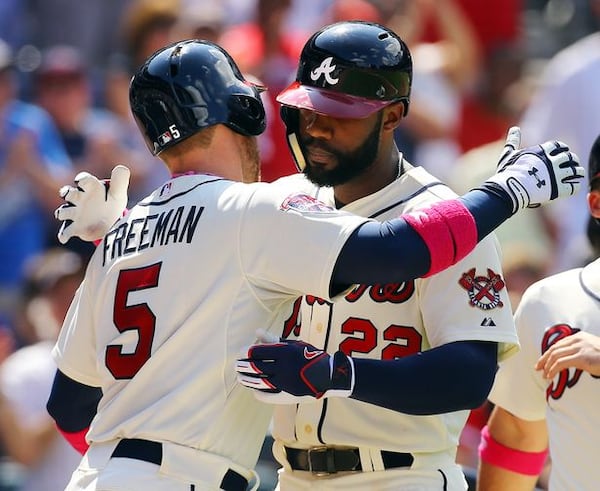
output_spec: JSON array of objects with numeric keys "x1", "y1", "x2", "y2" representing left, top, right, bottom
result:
[
  {"x1": 277, "y1": 21, "x2": 412, "y2": 171},
  {"x1": 129, "y1": 39, "x2": 266, "y2": 156}
]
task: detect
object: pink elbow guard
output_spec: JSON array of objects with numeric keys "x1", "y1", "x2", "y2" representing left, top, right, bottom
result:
[
  {"x1": 402, "y1": 200, "x2": 477, "y2": 277},
  {"x1": 57, "y1": 425, "x2": 89, "y2": 455},
  {"x1": 479, "y1": 425, "x2": 549, "y2": 476}
]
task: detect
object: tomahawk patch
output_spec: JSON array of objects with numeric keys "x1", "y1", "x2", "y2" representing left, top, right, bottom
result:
[{"x1": 459, "y1": 268, "x2": 505, "y2": 310}]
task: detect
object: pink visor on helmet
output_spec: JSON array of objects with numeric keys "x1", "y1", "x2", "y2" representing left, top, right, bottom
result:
[{"x1": 276, "y1": 81, "x2": 392, "y2": 119}]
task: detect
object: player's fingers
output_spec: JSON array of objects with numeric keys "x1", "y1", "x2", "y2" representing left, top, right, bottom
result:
[
  {"x1": 504, "y1": 126, "x2": 521, "y2": 152},
  {"x1": 544, "y1": 352, "x2": 579, "y2": 379},
  {"x1": 500, "y1": 126, "x2": 521, "y2": 158},
  {"x1": 54, "y1": 204, "x2": 78, "y2": 222},
  {"x1": 539, "y1": 345, "x2": 578, "y2": 378},
  {"x1": 74, "y1": 172, "x2": 100, "y2": 192},
  {"x1": 57, "y1": 221, "x2": 74, "y2": 245},
  {"x1": 235, "y1": 359, "x2": 262, "y2": 376},
  {"x1": 237, "y1": 372, "x2": 274, "y2": 390},
  {"x1": 540, "y1": 140, "x2": 569, "y2": 156},
  {"x1": 109, "y1": 165, "x2": 131, "y2": 197}
]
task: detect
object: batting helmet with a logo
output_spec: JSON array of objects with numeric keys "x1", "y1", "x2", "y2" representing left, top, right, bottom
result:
[{"x1": 130, "y1": 39, "x2": 266, "y2": 156}]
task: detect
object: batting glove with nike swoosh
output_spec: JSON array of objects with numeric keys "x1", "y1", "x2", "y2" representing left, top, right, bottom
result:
[
  {"x1": 479, "y1": 126, "x2": 584, "y2": 214},
  {"x1": 236, "y1": 340, "x2": 354, "y2": 404},
  {"x1": 54, "y1": 165, "x2": 130, "y2": 244}
]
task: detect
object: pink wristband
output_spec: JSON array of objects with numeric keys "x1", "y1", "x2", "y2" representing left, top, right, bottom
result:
[
  {"x1": 479, "y1": 425, "x2": 548, "y2": 476},
  {"x1": 402, "y1": 200, "x2": 477, "y2": 277}
]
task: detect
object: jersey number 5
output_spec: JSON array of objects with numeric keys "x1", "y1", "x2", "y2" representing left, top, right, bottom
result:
[{"x1": 105, "y1": 263, "x2": 162, "y2": 379}]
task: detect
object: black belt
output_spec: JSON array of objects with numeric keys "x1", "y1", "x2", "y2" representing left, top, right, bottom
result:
[
  {"x1": 284, "y1": 446, "x2": 414, "y2": 474},
  {"x1": 111, "y1": 438, "x2": 248, "y2": 491}
]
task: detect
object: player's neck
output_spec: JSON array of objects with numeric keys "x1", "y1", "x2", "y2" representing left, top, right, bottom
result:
[{"x1": 333, "y1": 154, "x2": 402, "y2": 208}]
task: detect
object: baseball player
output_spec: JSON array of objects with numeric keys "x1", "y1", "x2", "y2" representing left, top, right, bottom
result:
[
  {"x1": 230, "y1": 21, "x2": 535, "y2": 490},
  {"x1": 47, "y1": 39, "x2": 582, "y2": 491},
  {"x1": 477, "y1": 134, "x2": 600, "y2": 491}
]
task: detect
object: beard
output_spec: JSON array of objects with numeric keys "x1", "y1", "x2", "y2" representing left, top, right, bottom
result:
[
  {"x1": 300, "y1": 113, "x2": 382, "y2": 187},
  {"x1": 240, "y1": 135, "x2": 261, "y2": 183}
]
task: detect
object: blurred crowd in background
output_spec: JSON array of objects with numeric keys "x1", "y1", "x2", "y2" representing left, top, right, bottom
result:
[{"x1": 0, "y1": 0, "x2": 598, "y2": 489}]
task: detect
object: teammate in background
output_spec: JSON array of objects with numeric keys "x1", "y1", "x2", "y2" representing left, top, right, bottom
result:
[
  {"x1": 47, "y1": 38, "x2": 582, "y2": 491},
  {"x1": 230, "y1": 21, "x2": 524, "y2": 490},
  {"x1": 477, "y1": 133, "x2": 600, "y2": 491}
]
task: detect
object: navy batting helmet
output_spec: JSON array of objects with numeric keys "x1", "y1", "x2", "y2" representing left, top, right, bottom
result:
[
  {"x1": 277, "y1": 21, "x2": 412, "y2": 119},
  {"x1": 589, "y1": 133, "x2": 600, "y2": 189},
  {"x1": 130, "y1": 39, "x2": 266, "y2": 156}
]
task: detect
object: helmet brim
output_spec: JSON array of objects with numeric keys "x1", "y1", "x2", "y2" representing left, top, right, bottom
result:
[{"x1": 276, "y1": 81, "x2": 391, "y2": 119}]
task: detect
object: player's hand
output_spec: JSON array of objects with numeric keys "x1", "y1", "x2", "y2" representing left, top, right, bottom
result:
[
  {"x1": 55, "y1": 165, "x2": 130, "y2": 244},
  {"x1": 236, "y1": 340, "x2": 354, "y2": 404},
  {"x1": 481, "y1": 126, "x2": 584, "y2": 214},
  {"x1": 535, "y1": 331, "x2": 600, "y2": 379}
]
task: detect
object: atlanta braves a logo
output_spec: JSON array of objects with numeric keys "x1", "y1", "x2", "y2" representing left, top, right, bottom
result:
[
  {"x1": 310, "y1": 57, "x2": 339, "y2": 85},
  {"x1": 459, "y1": 268, "x2": 505, "y2": 310}
]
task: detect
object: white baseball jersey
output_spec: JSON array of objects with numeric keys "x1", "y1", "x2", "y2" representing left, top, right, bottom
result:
[
  {"x1": 271, "y1": 164, "x2": 519, "y2": 490},
  {"x1": 489, "y1": 258, "x2": 600, "y2": 491},
  {"x1": 52, "y1": 173, "x2": 369, "y2": 475}
]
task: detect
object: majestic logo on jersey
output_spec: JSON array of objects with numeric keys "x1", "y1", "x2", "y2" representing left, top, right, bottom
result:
[
  {"x1": 280, "y1": 193, "x2": 336, "y2": 212},
  {"x1": 542, "y1": 324, "x2": 588, "y2": 401},
  {"x1": 459, "y1": 268, "x2": 505, "y2": 310},
  {"x1": 310, "y1": 57, "x2": 340, "y2": 85}
]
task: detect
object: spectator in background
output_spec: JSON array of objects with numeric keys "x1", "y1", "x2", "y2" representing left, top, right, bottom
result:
[
  {"x1": 34, "y1": 44, "x2": 162, "y2": 214},
  {"x1": 0, "y1": 38, "x2": 73, "y2": 338},
  {"x1": 518, "y1": 0, "x2": 600, "y2": 272},
  {"x1": 386, "y1": 0, "x2": 482, "y2": 182},
  {"x1": 220, "y1": 0, "x2": 303, "y2": 181},
  {"x1": 103, "y1": 0, "x2": 177, "y2": 200},
  {"x1": 0, "y1": 249, "x2": 85, "y2": 491}
]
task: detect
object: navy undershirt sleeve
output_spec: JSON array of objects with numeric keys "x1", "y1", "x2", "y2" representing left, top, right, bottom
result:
[
  {"x1": 331, "y1": 189, "x2": 512, "y2": 294},
  {"x1": 349, "y1": 340, "x2": 498, "y2": 414},
  {"x1": 47, "y1": 369, "x2": 102, "y2": 432}
]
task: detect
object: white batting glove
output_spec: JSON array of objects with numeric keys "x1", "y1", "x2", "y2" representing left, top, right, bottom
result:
[
  {"x1": 55, "y1": 165, "x2": 130, "y2": 244},
  {"x1": 482, "y1": 126, "x2": 584, "y2": 214}
]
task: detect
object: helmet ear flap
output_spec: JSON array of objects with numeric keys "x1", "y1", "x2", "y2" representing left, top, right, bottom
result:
[
  {"x1": 227, "y1": 93, "x2": 266, "y2": 136},
  {"x1": 280, "y1": 106, "x2": 307, "y2": 172}
]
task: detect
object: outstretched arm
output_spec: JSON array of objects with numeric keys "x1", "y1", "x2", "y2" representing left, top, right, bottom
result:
[
  {"x1": 54, "y1": 127, "x2": 583, "y2": 289},
  {"x1": 331, "y1": 128, "x2": 583, "y2": 291},
  {"x1": 237, "y1": 339, "x2": 497, "y2": 414}
]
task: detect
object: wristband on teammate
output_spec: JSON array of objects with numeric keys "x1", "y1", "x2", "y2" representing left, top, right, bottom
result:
[{"x1": 478, "y1": 424, "x2": 549, "y2": 476}]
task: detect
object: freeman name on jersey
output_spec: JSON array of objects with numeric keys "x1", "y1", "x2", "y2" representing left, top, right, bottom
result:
[{"x1": 102, "y1": 205, "x2": 204, "y2": 266}]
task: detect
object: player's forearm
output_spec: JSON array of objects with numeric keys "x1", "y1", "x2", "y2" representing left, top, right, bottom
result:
[
  {"x1": 349, "y1": 340, "x2": 498, "y2": 415},
  {"x1": 332, "y1": 189, "x2": 511, "y2": 290}
]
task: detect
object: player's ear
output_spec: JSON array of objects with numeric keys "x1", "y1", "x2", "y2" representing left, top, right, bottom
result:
[
  {"x1": 381, "y1": 102, "x2": 404, "y2": 132},
  {"x1": 588, "y1": 189, "x2": 600, "y2": 220}
]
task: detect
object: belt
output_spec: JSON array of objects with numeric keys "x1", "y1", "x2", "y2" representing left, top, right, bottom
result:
[
  {"x1": 284, "y1": 446, "x2": 414, "y2": 474},
  {"x1": 111, "y1": 438, "x2": 248, "y2": 491}
]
